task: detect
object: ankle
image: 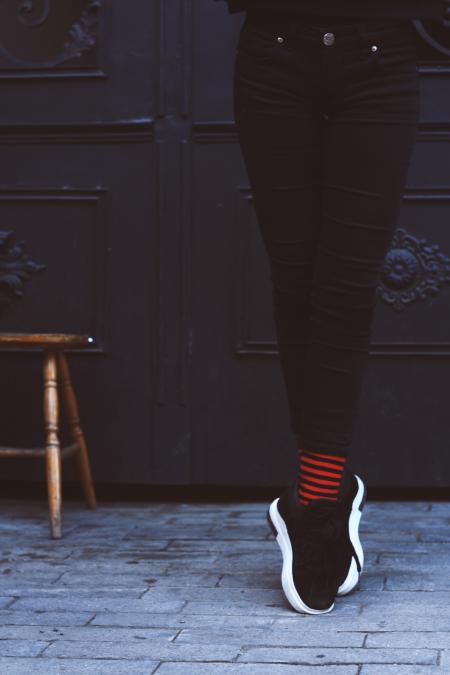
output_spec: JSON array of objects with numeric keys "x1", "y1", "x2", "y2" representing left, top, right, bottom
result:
[{"x1": 296, "y1": 448, "x2": 347, "y2": 506}]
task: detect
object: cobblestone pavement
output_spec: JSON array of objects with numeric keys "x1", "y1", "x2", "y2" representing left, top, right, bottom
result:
[{"x1": 0, "y1": 497, "x2": 449, "y2": 674}]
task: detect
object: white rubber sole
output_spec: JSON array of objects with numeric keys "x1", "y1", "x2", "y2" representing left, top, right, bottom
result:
[
  {"x1": 336, "y1": 473, "x2": 366, "y2": 596},
  {"x1": 267, "y1": 473, "x2": 366, "y2": 614}
]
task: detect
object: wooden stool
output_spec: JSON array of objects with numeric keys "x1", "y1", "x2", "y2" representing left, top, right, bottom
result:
[{"x1": 0, "y1": 333, "x2": 97, "y2": 539}]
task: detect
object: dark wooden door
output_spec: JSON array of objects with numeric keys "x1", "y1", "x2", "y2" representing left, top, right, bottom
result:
[
  {"x1": 1, "y1": 1, "x2": 449, "y2": 489},
  {"x1": 0, "y1": 0, "x2": 162, "y2": 486}
]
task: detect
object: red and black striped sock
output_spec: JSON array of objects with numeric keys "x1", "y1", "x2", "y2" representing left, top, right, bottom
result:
[{"x1": 297, "y1": 448, "x2": 347, "y2": 505}]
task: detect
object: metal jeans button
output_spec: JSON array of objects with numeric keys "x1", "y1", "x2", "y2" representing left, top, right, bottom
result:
[{"x1": 323, "y1": 32, "x2": 335, "y2": 47}]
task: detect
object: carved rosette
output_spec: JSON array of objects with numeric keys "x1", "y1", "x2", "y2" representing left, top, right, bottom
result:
[
  {"x1": 377, "y1": 227, "x2": 450, "y2": 311},
  {"x1": 0, "y1": 230, "x2": 46, "y2": 304},
  {"x1": 0, "y1": 0, "x2": 101, "y2": 68}
]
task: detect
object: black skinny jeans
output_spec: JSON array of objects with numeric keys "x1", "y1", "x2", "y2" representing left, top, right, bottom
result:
[{"x1": 233, "y1": 12, "x2": 420, "y2": 458}]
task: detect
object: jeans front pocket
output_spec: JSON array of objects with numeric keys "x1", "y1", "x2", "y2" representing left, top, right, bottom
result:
[
  {"x1": 237, "y1": 21, "x2": 282, "y2": 62},
  {"x1": 365, "y1": 22, "x2": 418, "y2": 71}
]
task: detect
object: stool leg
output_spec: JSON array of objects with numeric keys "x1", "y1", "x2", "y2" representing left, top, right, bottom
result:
[
  {"x1": 43, "y1": 350, "x2": 62, "y2": 539},
  {"x1": 57, "y1": 352, "x2": 97, "y2": 509}
]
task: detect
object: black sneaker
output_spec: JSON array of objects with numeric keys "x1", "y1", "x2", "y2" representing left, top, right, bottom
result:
[{"x1": 266, "y1": 471, "x2": 367, "y2": 614}]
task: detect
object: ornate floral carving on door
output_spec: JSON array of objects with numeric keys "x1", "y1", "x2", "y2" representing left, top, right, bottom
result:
[{"x1": 0, "y1": 0, "x2": 100, "y2": 70}]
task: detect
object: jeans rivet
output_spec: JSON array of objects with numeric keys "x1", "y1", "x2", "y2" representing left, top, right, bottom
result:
[
  {"x1": 371, "y1": 44, "x2": 378, "y2": 52},
  {"x1": 277, "y1": 36, "x2": 284, "y2": 43}
]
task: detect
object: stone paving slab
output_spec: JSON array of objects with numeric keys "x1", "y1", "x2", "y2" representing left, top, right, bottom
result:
[
  {"x1": 43, "y1": 640, "x2": 241, "y2": 660},
  {"x1": 8, "y1": 597, "x2": 187, "y2": 613},
  {"x1": 0, "y1": 497, "x2": 449, "y2": 672},
  {"x1": 384, "y1": 572, "x2": 450, "y2": 591},
  {"x1": 365, "y1": 632, "x2": 450, "y2": 649},
  {"x1": 0, "y1": 610, "x2": 95, "y2": 626},
  {"x1": 174, "y1": 628, "x2": 366, "y2": 647},
  {"x1": 0, "y1": 626, "x2": 177, "y2": 642},
  {"x1": 275, "y1": 614, "x2": 450, "y2": 631},
  {"x1": 0, "y1": 658, "x2": 159, "y2": 674},
  {"x1": 237, "y1": 646, "x2": 438, "y2": 665},
  {"x1": 156, "y1": 666, "x2": 358, "y2": 675},
  {"x1": 361, "y1": 668, "x2": 446, "y2": 675},
  {"x1": 0, "y1": 588, "x2": 146, "y2": 599},
  {"x1": 0, "y1": 641, "x2": 48, "y2": 657}
]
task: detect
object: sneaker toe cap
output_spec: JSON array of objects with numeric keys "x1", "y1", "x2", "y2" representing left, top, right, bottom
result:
[
  {"x1": 304, "y1": 592, "x2": 334, "y2": 611},
  {"x1": 292, "y1": 572, "x2": 335, "y2": 611}
]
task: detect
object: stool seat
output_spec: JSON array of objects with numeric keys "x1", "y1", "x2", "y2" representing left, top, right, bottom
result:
[{"x1": 0, "y1": 333, "x2": 92, "y2": 348}]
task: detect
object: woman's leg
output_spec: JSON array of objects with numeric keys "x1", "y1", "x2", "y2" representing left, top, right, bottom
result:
[
  {"x1": 233, "y1": 16, "x2": 324, "y2": 448},
  {"x1": 233, "y1": 15, "x2": 420, "y2": 467},
  {"x1": 297, "y1": 22, "x2": 421, "y2": 458}
]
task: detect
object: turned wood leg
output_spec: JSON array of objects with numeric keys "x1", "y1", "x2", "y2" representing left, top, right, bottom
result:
[
  {"x1": 43, "y1": 350, "x2": 62, "y2": 539},
  {"x1": 57, "y1": 351, "x2": 97, "y2": 509}
]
